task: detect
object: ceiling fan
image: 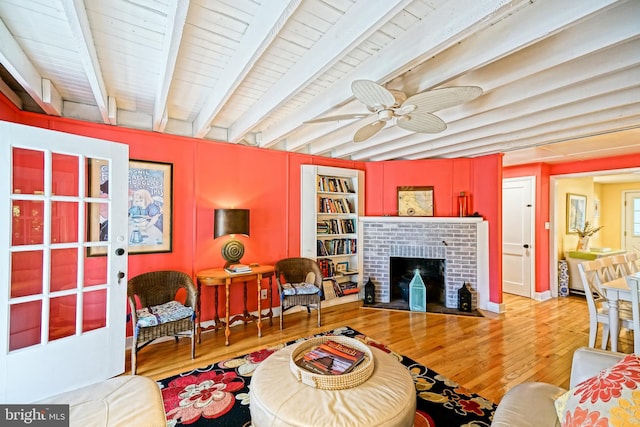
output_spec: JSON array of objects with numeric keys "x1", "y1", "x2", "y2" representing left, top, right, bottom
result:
[{"x1": 305, "y1": 80, "x2": 482, "y2": 142}]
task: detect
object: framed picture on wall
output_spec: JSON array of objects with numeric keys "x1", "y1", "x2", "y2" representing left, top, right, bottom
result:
[
  {"x1": 127, "y1": 159, "x2": 173, "y2": 254},
  {"x1": 397, "y1": 186, "x2": 434, "y2": 216},
  {"x1": 88, "y1": 159, "x2": 173, "y2": 256},
  {"x1": 566, "y1": 193, "x2": 587, "y2": 233}
]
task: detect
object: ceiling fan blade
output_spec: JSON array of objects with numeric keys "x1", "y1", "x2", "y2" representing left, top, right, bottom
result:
[
  {"x1": 388, "y1": 89, "x2": 407, "y2": 105},
  {"x1": 353, "y1": 120, "x2": 385, "y2": 142},
  {"x1": 304, "y1": 113, "x2": 370, "y2": 124},
  {"x1": 402, "y1": 86, "x2": 482, "y2": 113},
  {"x1": 396, "y1": 112, "x2": 447, "y2": 133},
  {"x1": 351, "y1": 80, "x2": 396, "y2": 110}
]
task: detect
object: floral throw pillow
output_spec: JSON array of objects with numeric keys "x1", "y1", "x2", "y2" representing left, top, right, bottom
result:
[{"x1": 554, "y1": 354, "x2": 640, "y2": 426}]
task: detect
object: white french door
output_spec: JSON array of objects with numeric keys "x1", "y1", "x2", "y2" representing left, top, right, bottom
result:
[{"x1": 0, "y1": 121, "x2": 129, "y2": 403}]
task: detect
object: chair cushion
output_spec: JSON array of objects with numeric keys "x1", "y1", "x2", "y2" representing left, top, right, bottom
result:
[
  {"x1": 554, "y1": 353, "x2": 640, "y2": 426},
  {"x1": 281, "y1": 282, "x2": 321, "y2": 296},
  {"x1": 136, "y1": 300, "x2": 194, "y2": 327}
]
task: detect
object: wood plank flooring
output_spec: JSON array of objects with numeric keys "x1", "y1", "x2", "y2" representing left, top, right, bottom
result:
[{"x1": 126, "y1": 293, "x2": 634, "y2": 404}]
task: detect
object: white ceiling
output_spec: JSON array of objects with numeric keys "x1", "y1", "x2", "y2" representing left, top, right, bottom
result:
[{"x1": 0, "y1": 0, "x2": 638, "y2": 166}]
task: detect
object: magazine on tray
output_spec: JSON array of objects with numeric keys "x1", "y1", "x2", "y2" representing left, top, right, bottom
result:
[{"x1": 296, "y1": 340, "x2": 366, "y2": 375}]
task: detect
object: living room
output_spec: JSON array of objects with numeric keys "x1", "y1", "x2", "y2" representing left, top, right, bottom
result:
[{"x1": 1, "y1": 1, "x2": 640, "y2": 424}]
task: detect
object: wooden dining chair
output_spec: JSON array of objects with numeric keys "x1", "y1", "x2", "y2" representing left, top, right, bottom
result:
[
  {"x1": 624, "y1": 273, "x2": 640, "y2": 354},
  {"x1": 609, "y1": 254, "x2": 630, "y2": 279},
  {"x1": 624, "y1": 252, "x2": 639, "y2": 274},
  {"x1": 577, "y1": 259, "x2": 635, "y2": 349}
]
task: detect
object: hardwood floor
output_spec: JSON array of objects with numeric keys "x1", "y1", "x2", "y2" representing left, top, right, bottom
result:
[{"x1": 126, "y1": 293, "x2": 634, "y2": 404}]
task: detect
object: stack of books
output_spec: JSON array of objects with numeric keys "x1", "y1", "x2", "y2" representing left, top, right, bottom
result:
[
  {"x1": 296, "y1": 339, "x2": 366, "y2": 375},
  {"x1": 225, "y1": 264, "x2": 252, "y2": 274}
]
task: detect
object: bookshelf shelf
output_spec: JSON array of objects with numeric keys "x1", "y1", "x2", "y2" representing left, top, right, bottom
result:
[{"x1": 301, "y1": 165, "x2": 364, "y2": 304}]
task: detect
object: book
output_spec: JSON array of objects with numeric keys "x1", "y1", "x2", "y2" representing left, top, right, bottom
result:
[
  {"x1": 297, "y1": 340, "x2": 366, "y2": 375},
  {"x1": 225, "y1": 264, "x2": 252, "y2": 274}
]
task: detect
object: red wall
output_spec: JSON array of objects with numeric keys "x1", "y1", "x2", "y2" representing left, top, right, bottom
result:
[{"x1": 1, "y1": 93, "x2": 504, "y2": 329}]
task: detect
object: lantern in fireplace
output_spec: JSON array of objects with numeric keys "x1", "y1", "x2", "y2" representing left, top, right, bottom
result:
[
  {"x1": 458, "y1": 283, "x2": 472, "y2": 312},
  {"x1": 364, "y1": 277, "x2": 375, "y2": 305},
  {"x1": 409, "y1": 270, "x2": 427, "y2": 312}
]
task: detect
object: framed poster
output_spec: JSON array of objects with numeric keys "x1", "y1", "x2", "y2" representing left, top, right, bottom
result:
[
  {"x1": 566, "y1": 193, "x2": 586, "y2": 234},
  {"x1": 397, "y1": 186, "x2": 434, "y2": 216},
  {"x1": 88, "y1": 159, "x2": 173, "y2": 255}
]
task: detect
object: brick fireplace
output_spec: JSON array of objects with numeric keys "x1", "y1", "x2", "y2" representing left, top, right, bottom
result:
[{"x1": 359, "y1": 217, "x2": 489, "y2": 311}]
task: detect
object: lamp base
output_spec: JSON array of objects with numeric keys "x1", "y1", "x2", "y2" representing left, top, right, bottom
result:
[{"x1": 222, "y1": 238, "x2": 245, "y2": 268}]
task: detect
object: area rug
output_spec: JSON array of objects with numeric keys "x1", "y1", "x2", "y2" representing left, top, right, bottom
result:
[{"x1": 158, "y1": 326, "x2": 496, "y2": 426}]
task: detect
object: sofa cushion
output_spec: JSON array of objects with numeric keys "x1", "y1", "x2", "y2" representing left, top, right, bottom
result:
[
  {"x1": 280, "y1": 282, "x2": 320, "y2": 296},
  {"x1": 492, "y1": 382, "x2": 565, "y2": 427},
  {"x1": 136, "y1": 300, "x2": 194, "y2": 327},
  {"x1": 36, "y1": 375, "x2": 166, "y2": 426},
  {"x1": 554, "y1": 353, "x2": 640, "y2": 426}
]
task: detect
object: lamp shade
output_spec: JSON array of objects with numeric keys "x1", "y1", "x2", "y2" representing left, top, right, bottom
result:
[{"x1": 214, "y1": 209, "x2": 250, "y2": 238}]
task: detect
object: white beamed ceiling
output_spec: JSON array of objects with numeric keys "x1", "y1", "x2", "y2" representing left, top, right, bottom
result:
[{"x1": 0, "y1": 0, "x2": 638, "y2": 166}]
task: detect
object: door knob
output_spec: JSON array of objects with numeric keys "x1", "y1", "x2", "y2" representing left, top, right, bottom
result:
[{"x1": 523, "y1": 244, "x2": 530, "y2": 249}]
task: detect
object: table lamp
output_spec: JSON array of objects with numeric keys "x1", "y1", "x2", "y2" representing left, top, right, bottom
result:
[{"x1": 214, "y1": 208, "x2": 250, "y2": 267}]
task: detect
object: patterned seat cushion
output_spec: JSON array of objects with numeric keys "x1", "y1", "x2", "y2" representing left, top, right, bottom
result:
[
  {"x1": 281, "y1": 282, "x2": 321, "y2": 296},
  {"x1": 136, "y1": 300, "x2": 194, "y2": 328}
]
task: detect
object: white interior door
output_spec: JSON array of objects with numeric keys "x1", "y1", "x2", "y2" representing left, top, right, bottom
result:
[
  {"x1": 624, "y1": 191, "x2": 640, "y2": 254},
  {"x1": 502, "y1": 177, "x2": 535, "y2": 298},
  {"x1": 0, "y1": 121, "x2": 129, "y2": 403}
]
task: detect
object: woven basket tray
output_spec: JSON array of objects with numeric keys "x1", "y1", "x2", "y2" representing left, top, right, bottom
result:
[{"x1": 289, "y1": 336, "x2": 374, "y2": 390}]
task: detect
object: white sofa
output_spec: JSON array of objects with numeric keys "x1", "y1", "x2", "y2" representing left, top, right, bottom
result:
[
  {"x1": 36, "y1": 375, "x2": 166, "y2": 427},
  {"x1": 491, "y1": 347, "x2": 625, "y2": 427}
]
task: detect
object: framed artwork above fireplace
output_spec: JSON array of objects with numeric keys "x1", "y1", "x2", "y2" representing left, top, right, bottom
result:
[{"x1": 397, "y1": 186, "x2": 434, "y2": 217}]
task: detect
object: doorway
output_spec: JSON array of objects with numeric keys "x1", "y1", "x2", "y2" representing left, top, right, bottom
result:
[{"x1": 502, "y1": 177, "x2": 535, "y2": 298}]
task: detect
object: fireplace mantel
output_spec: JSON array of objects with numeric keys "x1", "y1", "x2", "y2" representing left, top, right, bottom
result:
[
  {"x1": 359, "y1": 216, "x2": 491, "y2": 312},
  {"x1": 361, "y1": 216, "x2": 483, "y2": 224}
]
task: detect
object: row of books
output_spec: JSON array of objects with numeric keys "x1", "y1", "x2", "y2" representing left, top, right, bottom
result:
[
  {"x1": 317, "y1": 218, "x2": 356, "y2": 235},
  {"x1": 317, "y1": 258, "x2": 335, "y2": 278},
  {"x1": 318, "y1": 197, "x2": 354, "y2": 214},
  {"x1": 316, "y1": 239, "x2": 357, "y2": 256},
  {"x1": 322, "y1": 278, "x2": 359, "y2": 299},
  {"x1": 296, "y1": 339, "x2": 366, "y2": 375},
  {"x1": 316, "y1": 177, "x2": 354, "y2": 194}
]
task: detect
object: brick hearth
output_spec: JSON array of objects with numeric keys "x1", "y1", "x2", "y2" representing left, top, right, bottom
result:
[{"x1": 359, "y1": 217, "x2": 489, "y2": 310}]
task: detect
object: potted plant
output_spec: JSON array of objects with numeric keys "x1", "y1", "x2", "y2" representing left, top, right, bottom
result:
[{"x1": 576, "y1": 220, "x2": 604, "y2": 251}]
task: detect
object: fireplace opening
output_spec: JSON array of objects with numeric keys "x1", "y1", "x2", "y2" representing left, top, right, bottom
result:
[{"x1": 390, "y1": 257, "x2": 445, "y2": 309}]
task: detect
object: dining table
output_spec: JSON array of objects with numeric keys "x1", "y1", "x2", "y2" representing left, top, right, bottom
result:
[{"x1": 600, "y1": 271, "x2": 640, "y2": 353}]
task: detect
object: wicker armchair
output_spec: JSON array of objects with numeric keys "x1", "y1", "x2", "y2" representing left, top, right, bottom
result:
[
  {"x1": 275, "y1": 257, "x2": 323, "y2": 329},
  {"x1": 127, "y1": 271, "x2": 198, "y2": 374}
]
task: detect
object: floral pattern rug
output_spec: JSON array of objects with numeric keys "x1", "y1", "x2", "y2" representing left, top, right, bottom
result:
[{"x1": 158, "y1": 326, "x2": 496, "y2": 426}]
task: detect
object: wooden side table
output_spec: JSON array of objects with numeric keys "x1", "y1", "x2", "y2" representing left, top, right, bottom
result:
[{"x1": 196, "y1": 265, "x2": 274, "y2": 345}]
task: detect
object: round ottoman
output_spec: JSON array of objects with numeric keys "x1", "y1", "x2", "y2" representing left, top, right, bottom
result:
[{"x1": 250, "y1": 343, "x2": 416, "y2": 427}]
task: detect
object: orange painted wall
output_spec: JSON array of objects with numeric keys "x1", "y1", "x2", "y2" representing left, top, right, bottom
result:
[{"x1": 1, "y1": 92, "x2": 504, "y2": 332}]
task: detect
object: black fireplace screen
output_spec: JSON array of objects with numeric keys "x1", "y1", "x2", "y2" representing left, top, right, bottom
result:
[{"x1": 390, "y1": 256, "x2": 445, "y2": 305}]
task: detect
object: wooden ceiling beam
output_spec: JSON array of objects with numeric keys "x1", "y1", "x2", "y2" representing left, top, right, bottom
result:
[
  {"x1": 321, "y1": 2, "x2": 640, "y2": 159},
  {"x1": 153, "y1": 0, "x2": 189, "y2": 132},
  {"x1": 228, "y1": 0, "x2": 414, "y2": 144},
  {"x1": 394, "y1": 87, "x2": 640, "y2": 161},
  {"x1": 61, "y1": 0, "x2": 111, "y2": 124},
  {"x1": 0, "y1": 18, "x2": 62, "y2": 115},
  {"x1": 262, "y1": 0, "x2": 526, "y2": 150},
  {"x1": 192, "y1": 0, "x2": 304, "y2": 138},
  {"x1": 439, "y1": 117, "x2": 640, "y2": 159}
]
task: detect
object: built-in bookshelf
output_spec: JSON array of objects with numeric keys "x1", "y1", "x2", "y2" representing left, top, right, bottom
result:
[{"x1": 301, "y1": 165, "x2": 364, "y2": 306}]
